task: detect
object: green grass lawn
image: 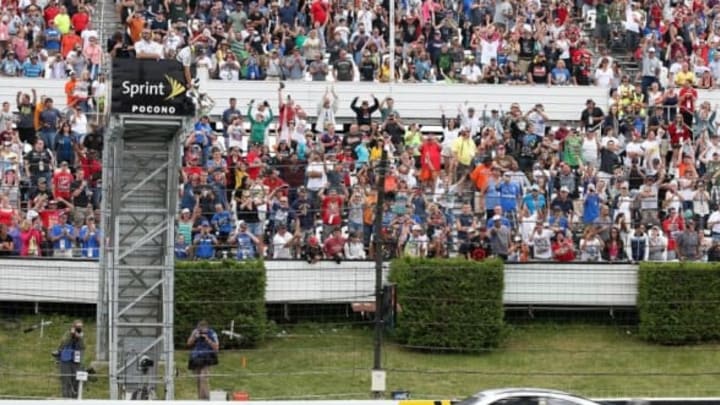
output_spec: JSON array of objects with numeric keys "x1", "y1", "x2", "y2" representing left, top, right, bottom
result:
[{"x1": 2, "y1": 316, "x2": 720, "y2": 400}]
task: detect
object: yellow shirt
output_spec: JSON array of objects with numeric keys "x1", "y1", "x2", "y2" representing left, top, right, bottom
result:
[
  {"x1": 674, "y1": 70, "x2": 695, "y2": 86},
  {"x1": 54, "y1": 14, "x2": 71, "y2": 35},
  {"x1": 452, "y1": 136, "x2": 475, "y2": 166}
]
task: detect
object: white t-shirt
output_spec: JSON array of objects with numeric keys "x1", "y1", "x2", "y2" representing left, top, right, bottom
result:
[
  {"x1": 531, "y1": 229, "x2": 554, "y2": 260},
  {"x1": 580, "y1": 237, "x2": 603, "y2": 261},
  {"x1": 594, "y1": 67, "x2": 614, "y2": 88},
  {"x1": 134, "y1": 40, "x2": 164, "y2": 58},
  {"x1": 305, "y1": 161, "x2": 327, "y2": 191},
  {"x1": 272, "y1": 232, "x2": 294, "y2": 259},
  {"x1": 461, "y1": 65, "x2": 482, "y2": 82}
]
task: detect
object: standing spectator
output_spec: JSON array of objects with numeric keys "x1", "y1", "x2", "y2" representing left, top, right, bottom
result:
[
  {"x1": 52, "y1": 161, "x2": 75, "y2": 208},
  {"x1": 283, "y1": 48, "x2": 306, "y2": 80},
  {"x1": 16, "y1": 89, "x2": 37, "y2": 144},
  {"x1": 0, "y1": 52, "x2": 21, "y2": 76},
  {"x1": 323, "y1": 227, "x2": 345, "y2": 262},
  {"x1": 552, "y1": 231, "x2": 576, "y2": 262},
  {"x1": 247, "y1": 101, "x2": 273, "y2": 146},
  {"x1": 333, "y1": 49, "x2": 355, "y2": 81},
  {"x1": 49, "y1": 211, "x2": 75, "y2": 257},
  {"x1": 272, "y1": 223, "x2": 299, "y2": 259},
  {"x1": 22, "y1": 55, "x2": 45, "y2": 78},
  {"x1": 350, "y1": 95, "x2": 379, "y2": 128},
  {"x1": 24, "y1": 139, "x2": 53, "y2": 186},
  {"x1": 55, "y1": 320, "x2": 85, "y2": 398},
  {"x1": 489, "y1": 218, "x2": 511, "y2": 260},
  {"x1": 18, "y1": 218, "x2": 42, "y2": 256},
  {"x1": 78, "y1": 216, "x2": 101, "y2": 259},
  {"x1": 193, "y1": 221, "x2": 217, "y2": 259},
  {"x1": 676, "y1": 220, "x2": 701, "y2": 261},
  {"x1": 186, "y1": 320, "x2": 219, "y2": 400}
]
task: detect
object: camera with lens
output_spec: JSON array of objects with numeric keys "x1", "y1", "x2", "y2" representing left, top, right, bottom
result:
[{"x1": 138, "y1": 355, "x2": 154, "y2": 373}]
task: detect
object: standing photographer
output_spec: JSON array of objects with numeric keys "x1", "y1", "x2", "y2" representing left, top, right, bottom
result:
[
  {"x1": 56, "y1": 320, "x2": 85, "y2": 398},
  {"x1": 187, "y1": 320, "x2": 219, "y2": 400}
]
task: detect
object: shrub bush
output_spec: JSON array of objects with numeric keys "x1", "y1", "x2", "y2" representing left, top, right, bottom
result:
[
  {"x1": 638, "y1": 261, "x2": 720, "y2": 344},
  {"x1": 389, "y1": 257, "x2": 505, "y2": 351},
  {"x1": 175, "y1": 260, "x2": 267, "y2": 349}
]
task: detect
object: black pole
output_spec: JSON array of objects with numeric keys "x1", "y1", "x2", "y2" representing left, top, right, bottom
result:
[{"x1": 372, "y1": 150, "x2": 387, "y2": 395}]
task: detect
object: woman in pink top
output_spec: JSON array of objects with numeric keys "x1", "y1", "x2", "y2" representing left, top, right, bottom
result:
[
  {"x1": 83, "y1": 36, "x2": 102, "y2": 79},
  {"x1": 11, "y1": 27, "x2": 29, "y2": 62}
]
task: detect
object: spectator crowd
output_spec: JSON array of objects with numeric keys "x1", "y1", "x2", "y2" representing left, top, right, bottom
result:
[
  {"x1": 174, "y1": 79, "x2": 720, "y2": 263},
  {"x1": 0, "y1": 0, "x2": 107, "y2": 259},
  {"x1": 111, "y1": 0, "x2": 720, "y2": 89},
  {"x1": 0, "y1": 88, "x2": 104, "y2": 259}
]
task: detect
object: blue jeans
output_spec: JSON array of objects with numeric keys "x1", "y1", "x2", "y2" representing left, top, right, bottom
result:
[{"x1": 40, "y1": 129, "x2": 57, "y2": 149}]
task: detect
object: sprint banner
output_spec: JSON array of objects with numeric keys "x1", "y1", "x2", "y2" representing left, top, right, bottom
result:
[{"x1": 111, "y1": 59, "x2": 195, "y2": 116}]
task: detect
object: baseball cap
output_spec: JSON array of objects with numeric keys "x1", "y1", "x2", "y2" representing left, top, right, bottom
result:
[
  {"x1": 412, "y1": 224, "x2": 422, "y2": 231},
  {"x1": 201, "y1": 220, "x2": 210, "y2": 226},
  {"x1": 181, "y1": 208, "x2": 190, "y2": 214},
  {"x1": 560, "y1": 186, "x2": 570, "y2": 193}
]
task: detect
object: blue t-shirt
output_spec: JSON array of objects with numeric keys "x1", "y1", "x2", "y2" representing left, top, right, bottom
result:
[
  {"x1": 55, "y1": 135, "x2": 74, "y2": 163},
  {"x1": 551, "y1": 67, "x2": 570, "y2": 84},
  {"x1": 211, "y1": 211, "x2": 234, "y2": 235},
  {"x1": 498, "y1": 181, "x2": 521, "y2": 212},
  {"x1": 78, "y1": 225, "x2": 101, "y2": 259},
  {"x1": 235, "y1": 232, "x2": 256, "y2": 259},
  {"x1": 50, "y1": 224, "x2": 75, "y2": 251},
  {"x1": 194, "y1": 233, "x2": 216, "y2": 259},
  {"x1": 44, "y1": 28, "x2": 61, "y2": 51},
  {"x1": 583, "y1": 193, "x2": 601, "y2": 224},
  {"x1": 22, "y1": 61, "x2": 44, "y2": 77},
  {"x1": 175, "y1": 241, "x2": 189, "y2": 259},
  {"x1": 484, "y1": 178, "x2": 502, "y2": 211}
]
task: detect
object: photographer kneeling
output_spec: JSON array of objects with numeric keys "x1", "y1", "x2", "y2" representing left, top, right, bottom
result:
[
  {"x1": 187, "y1": 320, "x2": 219, "y2": 399},
  {"x1": 55, "y1": 320, "x2": 85, "y2": 398}
]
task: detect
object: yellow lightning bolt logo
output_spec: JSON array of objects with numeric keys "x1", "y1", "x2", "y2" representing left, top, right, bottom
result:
[{"x1": 164, "y1": 75, "x2": 186, "y2": 101}]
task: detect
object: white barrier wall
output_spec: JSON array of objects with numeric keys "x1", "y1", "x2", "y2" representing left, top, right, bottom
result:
[
  {"x1": 198, "y1": 79, "x2": 611, "y2": 122},
  {"x1": 4, "y1": 74, "x2": 720, "y2": 122},
  {"x1": 503, "y1": 262, "x2": 638, "y2": 306},
  {"x1": 0, "y1": 259, "x2": 98, "y2": 303},
  {"x1": 0, "y1": 259, "x2": 639, "y2": 307}
]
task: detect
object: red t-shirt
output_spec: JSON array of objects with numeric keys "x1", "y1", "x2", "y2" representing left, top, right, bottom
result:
[
  {"x1": 679, "y1": 87, "x2": 697, "y2": 113},
  {"x1": 419, "y1": 141, "x2": 441, "y2": 171},
  {"x1": 71, "y1": 12, "x2": 89, "y2": 32},
  {"x1": 40, "y1": 209, "x2": 62, "y2": 229},
  {"x1": 44, "y1": 5, "x2": 59, "y2": 26},
  {"x1": 321, "y1": 195, "x2": 344, "y2": 225},
  {"x1": 552, "y1": 240, "x2": 575, "y2": 262},
  {"x1": 323, "y1": 235, "x2": 345, "y2": 256},
  {"x1": 263, "y1": 176, "x2": 287, "y2": 195},
  {"x1": 668, "y1": 122, "x2": 692, "y2": 145},
  {"x1": 246, "y1": 151, "x2": 262, "y2": 180},
  {"x1": 310, "y1": 0, "x2": 328, "y2": 25},
  {"x1": 53, "y1": 171, "x2": 74, "y2": 200}
]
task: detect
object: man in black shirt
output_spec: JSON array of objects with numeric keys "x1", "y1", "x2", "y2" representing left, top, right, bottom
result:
[
  {"x1": 350, "y1": 95, "x2": 379, "y2": 127},
  {"x1": 580, "y1": 99, "x2": 605, "y2": 131},
  {"x1": 527, "y1": 52, "x2": 549, "y2": 85},
  {"x1": 333, "y1": 50, "x2": 354, "y2": 82},
  {"x1": 572, "y1": 56, "x2": 593, "y2": 86}
]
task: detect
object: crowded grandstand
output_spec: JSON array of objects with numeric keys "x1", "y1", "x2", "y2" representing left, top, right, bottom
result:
[{"x1": 1, "y1": 0, "x2": 720, "y2": 263}]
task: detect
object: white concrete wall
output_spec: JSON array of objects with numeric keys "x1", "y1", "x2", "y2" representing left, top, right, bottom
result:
[{"x1": 0, "y1": 259, "x2": 639, "y2": 307}]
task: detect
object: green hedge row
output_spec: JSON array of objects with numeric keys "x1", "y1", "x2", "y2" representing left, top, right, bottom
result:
[
  {"x1": 389, "y1": 257, "x2": 505, "y2": 351},
  {"x1": 638, "y1": 262, "x2": 720, "y2": 344},
  {"x1": 175, "y1": 260, "x2": 267, "y2": 349}
]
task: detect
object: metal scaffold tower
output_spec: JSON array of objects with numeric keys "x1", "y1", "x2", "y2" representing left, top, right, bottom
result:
[{"x1": 99, "y1": 114, "x2": 192, "y2": 399}]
